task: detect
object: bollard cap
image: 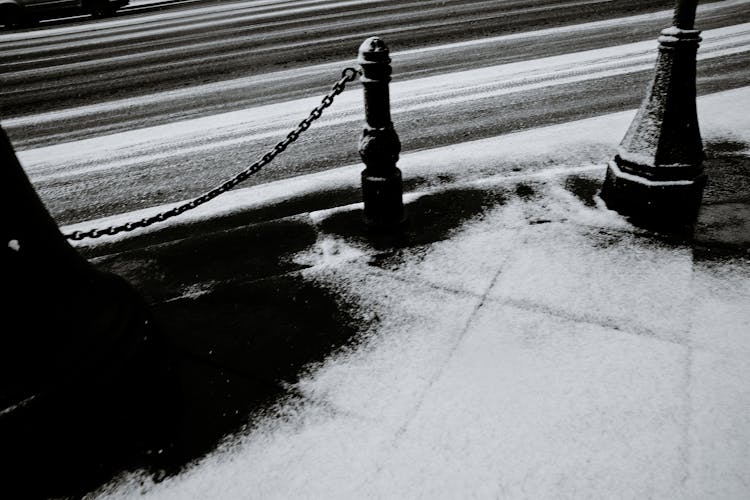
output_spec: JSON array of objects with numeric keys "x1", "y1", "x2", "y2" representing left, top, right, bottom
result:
[{"x1": 358, "y1": 36, "x2": 391, "y2": 64}]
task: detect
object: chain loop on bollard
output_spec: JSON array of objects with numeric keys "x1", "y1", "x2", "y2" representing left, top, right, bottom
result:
[{"x1": 65, "y1": 67, "x2": 360, "y2": 241}]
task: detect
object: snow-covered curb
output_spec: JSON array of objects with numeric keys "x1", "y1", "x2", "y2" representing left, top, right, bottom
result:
[{"x1": 63, "y1": 86, "x2": 750, "y2": 249}]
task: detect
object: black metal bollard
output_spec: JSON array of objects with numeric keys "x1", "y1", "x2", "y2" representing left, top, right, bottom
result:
[
  {"x1": 358, "y1": 36, "x2": 405, "y2": 228},
  {"x1": 599, "y1": 0, "x2": 705, "y2": 230}
]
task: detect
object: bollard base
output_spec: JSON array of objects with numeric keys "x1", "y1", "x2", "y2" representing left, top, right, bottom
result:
[
  {"x1": 600, "y1": 160, "x2": 706, "y2": 231},
  {"x1": 362, "y1": 169, "x2": 406, "y2": 229}
]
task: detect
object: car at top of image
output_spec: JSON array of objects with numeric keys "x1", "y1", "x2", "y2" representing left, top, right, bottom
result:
[{"x1": 0, "y1": 0, "x2": 129, "y2": 28}]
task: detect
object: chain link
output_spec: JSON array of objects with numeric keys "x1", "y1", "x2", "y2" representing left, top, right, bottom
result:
[{"x1": 65, "y1": 67, "x2": 360, "y2": 241}]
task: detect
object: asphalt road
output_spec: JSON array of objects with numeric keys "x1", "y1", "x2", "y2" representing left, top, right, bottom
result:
[{"x1": 1, "y1": 0, "x2": 749, "y2": 226}]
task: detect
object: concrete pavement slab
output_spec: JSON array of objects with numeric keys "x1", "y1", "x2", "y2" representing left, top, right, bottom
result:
[
  {"x1": 297, "y1": 264, "x2": 484, "y2": 428},
  {"x1": 686, "y1": 349, "x2": 750, "y2": 499},
  {"x1": 362, "y1": 302, "x2": 690, "y2": 500},
  {"x1": 690, "y1": 258, "x2": 750, "y2": 359},
  {"x1": 482, "y1": 181, "x2": 695, "y2": 344},
  {"x1": 488, "y1": 221, "x2": 695, "y2": 344},
  {"x1": 385, "y1": 221, "x2": 522, "y2": 297}
]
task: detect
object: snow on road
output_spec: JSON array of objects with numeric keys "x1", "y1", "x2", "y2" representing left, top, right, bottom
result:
[
  {"x1": 13, "y1": 0, "x2": 617, "y2": 71},
  {"x1": 0, "y1": 0, "x2": 382, "y2": 43},
  {"x1": 15, "y1": 22, "x2": 750, "y2": 184},
  {"x1": 6, "y1": 0, "x2": 747, "y2": 128}
]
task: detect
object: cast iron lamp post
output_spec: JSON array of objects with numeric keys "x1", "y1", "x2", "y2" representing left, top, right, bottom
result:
[{"x1": 600, "y1": 0, "x2": 705, "y2": 229}]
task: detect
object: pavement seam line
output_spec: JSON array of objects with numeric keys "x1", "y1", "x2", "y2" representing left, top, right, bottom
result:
[
  {"x1": 336, "y1": 239, "x2": 521, "y2": 497},
  {"x1": 386, "y1": 231, "x2": 523, "y2": 443},
  {"x1": 494, "y1": 296, "x2": 688, "y2": 347},
  {"x1": 679, "y1": 252, "x2": 700, "y2": 486}
]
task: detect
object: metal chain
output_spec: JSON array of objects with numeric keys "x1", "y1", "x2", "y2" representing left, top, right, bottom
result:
[{"x1": 65, "y1": 67, "x2": 360, "y2": 241}]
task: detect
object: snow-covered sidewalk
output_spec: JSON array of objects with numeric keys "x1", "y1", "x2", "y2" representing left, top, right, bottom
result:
[{"x1": 90, "y1": 87, "x2": 750, "y2": 499}]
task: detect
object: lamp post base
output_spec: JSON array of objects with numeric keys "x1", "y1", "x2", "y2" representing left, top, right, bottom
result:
[
  {"x1": 600, "y1": 160, "x2": 706, "y2": 229},
  {"x1": 599, "y1": 19, "x2": 706, "y2": 232}
]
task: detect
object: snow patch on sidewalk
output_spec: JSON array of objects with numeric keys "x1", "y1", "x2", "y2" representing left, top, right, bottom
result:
[
  {"x1": 293, "y1": 235, "x2": 366, "y2": 268},
  {"x1": 93, "y1": 159, "x2": 750, "y2": 499}
]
